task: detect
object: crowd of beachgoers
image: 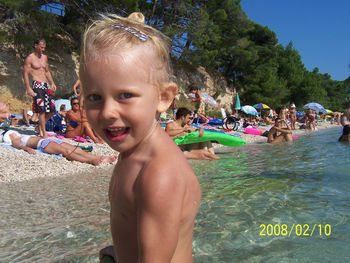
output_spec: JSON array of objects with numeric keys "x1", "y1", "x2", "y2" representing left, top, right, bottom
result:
[
  {"x1": 0, "y1": 37, "x2": 349, "y2": 182},
  {"x1": 0, "y1": 97, "x2": 346, "y2": 183}
]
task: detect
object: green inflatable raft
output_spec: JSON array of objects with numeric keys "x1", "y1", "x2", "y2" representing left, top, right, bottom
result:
[{"x1": 173, "y1": 131, "x2": 246, "y2": 147}]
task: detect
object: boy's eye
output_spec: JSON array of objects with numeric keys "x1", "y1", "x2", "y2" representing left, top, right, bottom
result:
[
  {"x1": 87, "y1": 94, "x2": 101, "y2": 102},
  {"x1": 119, "y1": 93, "x2": 132, "y2": 100}
]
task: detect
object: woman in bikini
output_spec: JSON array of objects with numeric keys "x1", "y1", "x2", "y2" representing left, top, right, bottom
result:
[
  {"x1": 267, "y1": 118, "x2": 293, "y2": 143},
  {"x1": 65, "y1": 97, "x2": 104, "y2": 143}
]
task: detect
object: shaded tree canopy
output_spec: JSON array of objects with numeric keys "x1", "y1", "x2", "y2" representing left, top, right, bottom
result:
[{"x1": 0, "y1": 0, "x2": 349, "y2": 111}]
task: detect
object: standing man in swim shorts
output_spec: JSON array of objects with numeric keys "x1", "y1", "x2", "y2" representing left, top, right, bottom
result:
[{"x1": 23, "y1": 39, "x2": 57, "y2": 138}]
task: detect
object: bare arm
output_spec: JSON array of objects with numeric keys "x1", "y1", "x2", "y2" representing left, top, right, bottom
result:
[
  {"x1": 73, "y1": 80, "x2": 81, "y2": 96},
  {"x1": 44, "y1": 56, "x2": 56, "y2": 92},
  {"x1": 192, "y1": 93, "x2": 201, "y2": 103},
  {"x1": 65, "y1": 111, "x2": 82, "y2": 123},
  {"x1": 137, "y1": 164, "x2": 185, "y2": 263},
  {"x1": 23, "y1": 56, "x2": 35, "y2": 97},
  {"x1": 273, "y1": 126, "x2": 292, "y2": 134},
  {"x1": 196, "y1": 112, "x2": 209, "y2": 124},
  {"x1": 165, "y1": 122, "x2": 188, "y2": 138}
]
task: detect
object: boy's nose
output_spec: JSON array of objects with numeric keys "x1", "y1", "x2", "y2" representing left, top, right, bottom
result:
[{"x1": 101, "y1": 102, "x2": 120, "y2": 120}]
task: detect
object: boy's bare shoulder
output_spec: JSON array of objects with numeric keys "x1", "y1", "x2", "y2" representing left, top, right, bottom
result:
[
  {"x1": 138, "y1": 144, "x2": 193, "y2": 191},
  {"x1": 147, "y1": 146, "x2": 192, "y2": 178}
]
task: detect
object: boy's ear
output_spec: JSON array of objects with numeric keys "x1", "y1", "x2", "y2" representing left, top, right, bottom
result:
[{"x1": 157, "y1": 82, "x2": 178, "y2": 113}]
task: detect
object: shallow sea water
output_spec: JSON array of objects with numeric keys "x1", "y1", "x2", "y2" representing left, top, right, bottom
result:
[{"x1": 1, "y1": 127, "x2": 349, "y2": 262}]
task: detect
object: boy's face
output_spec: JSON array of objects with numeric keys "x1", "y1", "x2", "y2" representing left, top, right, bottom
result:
[{"x1": 80, "y1": 45, "x2": 168, "y2": 153}]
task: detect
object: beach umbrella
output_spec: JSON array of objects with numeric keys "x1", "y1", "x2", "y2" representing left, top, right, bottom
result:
[
  {"x1": 188, "y1": 93, "x2": 218, "y2": 107},
  {"x1": 303, "y1": 102, "x2": 327, "y2": 113},
  {"x1": 235, "y1": 93, "x2": 241, "y2": 110},
  {"x1": 241, "y1": 105, "x2": 258, "y2": 116},
  {"x1": 253, "y1": 103, "x2": 270, "y2": 109}
]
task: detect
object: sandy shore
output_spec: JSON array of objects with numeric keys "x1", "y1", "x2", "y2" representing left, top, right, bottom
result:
[{"x1": 0, "y1": 123, "x2": 341, "y2": 183}]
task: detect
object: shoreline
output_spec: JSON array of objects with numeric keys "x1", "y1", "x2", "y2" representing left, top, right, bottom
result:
[
  {"x1": 235, "y1": 122, "x2": 342, "y2": 146},
  {"x1": 0, "y1": 123, "x2": 342, "y2": 183}
]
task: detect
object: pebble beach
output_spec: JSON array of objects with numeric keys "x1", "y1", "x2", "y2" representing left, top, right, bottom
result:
[{"x1": 0, "y1": 123, "x2": 340, "y2": 183}]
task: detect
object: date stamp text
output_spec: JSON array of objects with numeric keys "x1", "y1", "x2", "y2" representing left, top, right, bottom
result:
[{"x1": 259, "y1": 224, "x2": 331, "y2": 237}]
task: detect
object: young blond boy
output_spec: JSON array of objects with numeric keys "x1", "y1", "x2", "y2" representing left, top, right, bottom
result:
[{"x1": 79, "y1": 13, "x2": 201, "y2": 262}]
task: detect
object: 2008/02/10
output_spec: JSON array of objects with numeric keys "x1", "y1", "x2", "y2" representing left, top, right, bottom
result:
[{"x1": 259, "y1": 224, "x2": 331, "y2": 237}]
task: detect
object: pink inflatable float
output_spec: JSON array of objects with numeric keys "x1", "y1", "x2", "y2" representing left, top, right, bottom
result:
[
  {"x1": 244, "y1": 127, "x2": 299, "y2": 139},
  {"x1": 244, "y1": 127, "x2": 262, "y2": 136}
]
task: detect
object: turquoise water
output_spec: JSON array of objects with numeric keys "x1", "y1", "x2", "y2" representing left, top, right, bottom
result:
[{"x1": 1, "y1": 128, "x2": 349, "y2": 262}]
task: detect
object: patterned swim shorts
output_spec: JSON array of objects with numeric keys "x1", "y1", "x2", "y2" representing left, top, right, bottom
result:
[{"x1": 32, "y1": 81, "x2": 56, "y2": 113}]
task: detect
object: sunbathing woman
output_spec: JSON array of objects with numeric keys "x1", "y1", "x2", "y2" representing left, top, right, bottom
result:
[
  {"x1": 1, "y1": 130, "x2": 117, "y2": 166},
  {"x1": 65, "y1": 97, "x2": 104, "y2": 143}
]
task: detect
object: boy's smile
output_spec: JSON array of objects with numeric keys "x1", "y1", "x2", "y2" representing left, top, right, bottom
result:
[
  {"x1": 105, "y1": 127, "x2": 130, "y2": 142},
  {"x1": 81, "y1": 46, "x2": 162, "y2": 153}
]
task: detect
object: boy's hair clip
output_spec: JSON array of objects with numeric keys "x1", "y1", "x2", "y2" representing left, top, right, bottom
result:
[{"x1": 110, "y1": 24, "x2": 148, "y2": 42}]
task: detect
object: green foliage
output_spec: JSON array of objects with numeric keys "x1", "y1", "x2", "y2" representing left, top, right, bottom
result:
[{"x1": 1, "y1": 0, "x2": 348, "y2": 111}]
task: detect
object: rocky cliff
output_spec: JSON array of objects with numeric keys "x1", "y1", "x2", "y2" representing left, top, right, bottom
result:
[
  {"x1": 0, "y1": 41, "x2": 80, "y2": 112},
  {"x1": 0, "y1": 43, "x2": 235, "y2": 114}
]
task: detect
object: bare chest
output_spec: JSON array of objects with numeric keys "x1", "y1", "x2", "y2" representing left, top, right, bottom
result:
[
  {"x1": 109, "y1": 164, "x2": 141, "y2": 220},
  {"x1": 31, "y1": 56, "x2": 47, "y2": 70}
]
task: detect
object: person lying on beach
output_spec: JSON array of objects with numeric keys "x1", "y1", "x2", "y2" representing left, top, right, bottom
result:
[
  {"x1": 267, "y1": 118, "x2": 293, "y2": 143},
  {"x1": 338, "y1": 125, "x2": 350, "y2": 142},
  {"x1": 79, "y1": 12, "x2": 201, "y2": 263},
  {"x1": 65, "y1": 97, "x2": 104, "y2": 143},
  {"x1": 0, "y1": 130, "x2": 117, "y2": 166},
  {"x1": 166, "y1": 107, "x2": 219, "y2": 160},
  {"x1": 192, "y1": 110, "x2": 209, "y2": 125}
]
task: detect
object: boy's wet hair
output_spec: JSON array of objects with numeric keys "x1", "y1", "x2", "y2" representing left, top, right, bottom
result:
[
  {"x1": 343, "y1": 125, "x2": 350, "y2": 135},
  {"x1": 176, "y1": 107, "x2": 192, "y2": 120},
  {"x1": 80, "y1": 12, "x2": 172, "y2": 84}
]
